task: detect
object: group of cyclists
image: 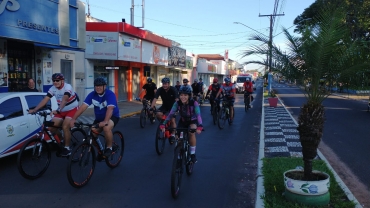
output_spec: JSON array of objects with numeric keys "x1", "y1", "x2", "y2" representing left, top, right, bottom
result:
[{"x1": 29, "y1": 73, "x2": 254, "y2": 166}]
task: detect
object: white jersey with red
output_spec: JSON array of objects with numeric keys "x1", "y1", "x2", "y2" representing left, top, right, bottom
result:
[
  {"x1": 47, "y1": 83, "x2": 78, "y2": 112},
  {"x1": 219, "y1": 83, "x2": 236, "y2": 98}
]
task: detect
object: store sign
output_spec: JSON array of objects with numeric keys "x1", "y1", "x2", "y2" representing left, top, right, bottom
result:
[
  {"x1": 118, "y1": 33, "x2": 141, "y2": 62},
  {"x1": 17, "y1": 20, "x2": 59, "y2": 34},
  {"x1": 0, "y1": 0, "x2": 20, "y2": 15},
  {"x1": 105, "y1": 66, "x2": 120, "y2": 70},
  {"x1": 142, "y1": 41, "x2": 168, "y2": 66},
  {"x1": 168, "y1": 46, "x2": 185, "y2": 67},
  {"x1": 85, "y1": 32, "x2": 118, "y2": 60}
]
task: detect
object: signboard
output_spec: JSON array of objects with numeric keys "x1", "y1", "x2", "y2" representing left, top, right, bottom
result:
[
  {"x1": 142, "y1": 41, "x2": 168, "y2": 66},
  {"x1": 105, "y1": 66, "x2": 120, "y2": 70},
  {"x1": 85, "y1": 32, "x2": 118, "y2": 60},
  {"x1": 197, "y1": 58, "x2": 217, "y2": 74},
  {"x1": 118, "y1": 33, "x2": 141, "y2": 62},
  {"x1": 168, "y1": 46, "x2": 185, "y2": 67}
]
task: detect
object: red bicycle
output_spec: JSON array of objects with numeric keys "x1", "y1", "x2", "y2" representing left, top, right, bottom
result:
[{"x1": 155, "y1": 112, "x2": 175, "y2": 155}]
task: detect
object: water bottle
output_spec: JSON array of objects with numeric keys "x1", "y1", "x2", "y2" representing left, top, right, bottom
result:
[{"x1": 96, "y1": 137, "x2": 104, "y2": 151}]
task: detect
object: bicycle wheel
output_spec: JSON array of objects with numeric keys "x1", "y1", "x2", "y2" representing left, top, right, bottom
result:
[
  {"x1": 105, "y1": 131, "x2": 124, "y2": 168},
  {"x1": 17, "y1": 138, "x2": 51, "y2": 180},
  {"x1": 149, "y1": 111, "x2": 156, "y2": 124},
  {"x1": 67, "y1": 142, "x2": 96, "y2": 188},
  {"x1": 218, "y1": 108, "x2": 227, "y2": 129},
  {"x1": 212, "y1": 105, "x2": 218, "y2": 125},
  {"x1": 171, "y1": 146, "x2": 184, "y2": 199},
  {"x1": 155, "y1": 124, "x2": 166, "y2": 155},
  {"x1": 71, "y1": 128, "x2": 86, "y2": 149},
  {"x1": 140, "y1": 109, "x2": 147, "y2": 128},
  {"x1": 185, "y1": 147, "x2": 194, "y2": 175}
]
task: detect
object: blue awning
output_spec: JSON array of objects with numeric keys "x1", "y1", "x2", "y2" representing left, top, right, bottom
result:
[{"x1": 34, "y1": 43, "x2": 84, "y2": 52}]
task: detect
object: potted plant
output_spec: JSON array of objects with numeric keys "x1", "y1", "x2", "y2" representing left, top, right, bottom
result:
[
  {"x1": 267, "y1": 90, "x2": 278, "y2": 107},
  {"x1": 242, "y1": 4, "x2": 369, "y2": 206}
]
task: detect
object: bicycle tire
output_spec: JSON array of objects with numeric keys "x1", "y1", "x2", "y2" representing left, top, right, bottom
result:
[
  {"x1": 17, "y1": 138, "x2": 51, "y2": 180},
  {"x1": 66, "y1": 142, "x2": 96, "y2": 188},
  {"x1": 105, "y1": 131, "x2": 124, "y2": 168},
  {"x1": 155, "y1": 124, "x2": 166, "y2": 155},
  {"x1": 171, "y1": 146, "x2": 184, "y2": 199},
  {"x1": 140, "y1": 109, "x2": 147, "y2": 128},
  {"x1": 218, "y1": 108, "x2": 226, "y2": 129},
  {"x1": 71, "y1": 128, "x2": 87, "y2": 149},
  {"x1": 185, "y1": 145, "x2": 194, "y2": 175},
  {"x1": 149, "y1": 111, "x2": 156, "y2": 124},
  {"x1": 212, "y1": 105, "x2": 218, "y2": 125}
]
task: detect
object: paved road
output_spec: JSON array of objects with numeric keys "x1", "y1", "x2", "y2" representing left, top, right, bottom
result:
[
  {"x1": 0, "y1": 89, "x2": 262, "y2": 207},
  {"x1": 272, "y1": 81, "x2": 370, "y2": 206}
]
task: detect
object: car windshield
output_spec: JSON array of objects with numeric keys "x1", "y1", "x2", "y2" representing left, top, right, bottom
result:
[{"x1": 236, "y1": 77, "x2": 251, "y2": 83}]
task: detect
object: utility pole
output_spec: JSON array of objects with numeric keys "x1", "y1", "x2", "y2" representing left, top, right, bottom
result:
[{"x1": 259, "y1": 13, "x2": 284, "y2": 91}]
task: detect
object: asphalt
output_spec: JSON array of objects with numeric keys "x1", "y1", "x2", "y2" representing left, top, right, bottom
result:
[{"x1": 77, "y1": 89, "x2": 365, "y2": 208}]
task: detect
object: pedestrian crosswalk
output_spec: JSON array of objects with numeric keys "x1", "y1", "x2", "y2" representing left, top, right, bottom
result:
[{"x1": 264, "y1": 99, "x2": 302, "y2": 158}]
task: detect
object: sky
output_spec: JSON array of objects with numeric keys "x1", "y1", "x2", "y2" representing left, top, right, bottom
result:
[{"x1": 83, "y1": 0, "x2": 315, "y2": 71}]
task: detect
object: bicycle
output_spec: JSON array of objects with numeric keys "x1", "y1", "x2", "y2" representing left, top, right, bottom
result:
[
  {"x1": 139, "y1": 98, "x2": 156, "y2": 128},
  {"x1": 66, "y1": 122, "x2": 124, "y2": 188},
  {"x1": 155, "y1": 111, "x2": 175, "y2": 155},
  {"x1": 244, "y1": 92, "x2": 252, "y2": 112},
  {"x1": 218, "y1": 98, "x2": 232, "y2": 129},
  {"x1": 210, "y1": 99, "x2": 220, "y2": 125},
  {"x1": 198, "y1": 93, "x2": 203, "y2": 106},
  {"x1": 17, "y1": 109, "x2": 86, "y2": 180},
  {"x1": 170, "y1": 127, "x2": 203, "y2": 199}
]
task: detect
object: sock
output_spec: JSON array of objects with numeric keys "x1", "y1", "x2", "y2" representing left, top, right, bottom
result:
[
  {"x1": 190, "y1": 146, "x2": 196, "y2": 154},
  {"x1": 64, "y1": 146, "x2": 70, "y2": 150},
  {"x1": 106, "y1": 147, "x2": 112, "y2": 150}
]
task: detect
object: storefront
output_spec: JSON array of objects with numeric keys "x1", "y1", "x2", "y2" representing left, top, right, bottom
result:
[
  {"x1": 0, "y1": 0, "x2": 85, "y2": 93},
  {"x1": 197, "y1": 58, "x2": 220, "y2": 86},
  {"x1": 167, "y1": 46, "x2": 186, "y2": 84}
]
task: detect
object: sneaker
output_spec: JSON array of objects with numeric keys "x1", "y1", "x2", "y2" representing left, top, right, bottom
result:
[
  {"x1": 96, "y1": 153, "x2": 104, "y2": 162},
  {"x1": 104, "y1": 148, "x2": 112, "y2": 158},
  {"x1": 190, "y1": 154, "x2": 197, "y2": 163},
  {"x1": 60, "y1": 147, "x2": 71, "y2": 157},
  {"x1": 169, "y1": 135, "x2": 175, "y2": 144}
]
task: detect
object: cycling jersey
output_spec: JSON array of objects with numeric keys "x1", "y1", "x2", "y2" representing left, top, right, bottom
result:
[
  {"x1": 191, "y1": 83, "x2": 201, "y2": 94},
  {"x1": 142, "y1": 83, "x2": 157, "y2": 98},
  {"x1": 243, "y1": 81, "x2": 253, "y2": 93},
  {"x1": 219, "y1": 83, "x2": 236, "y2": 98},
  {"x1": 154, "y1": 86, "x2": 179, "y2": 111},
  {"x1": 163, "y1": 100, "x2": 202, "y2": 125},
  {"x1": 47, "y1": 83, "x2": 78, "y2": 112},
  {"x1": 84, "y1": 89, "x2": 120, "y2": 122},
  {"x1": 207, "y1": 83, "x2": 221, "y2": 97}
]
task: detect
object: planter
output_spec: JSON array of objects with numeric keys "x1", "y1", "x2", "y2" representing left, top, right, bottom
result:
[
  {"x1": 284, "y1": 169, "x2": 330, "y2": 206},
  {"x1": 268, "y1": 97, "x2": 278, "y2": 107}
]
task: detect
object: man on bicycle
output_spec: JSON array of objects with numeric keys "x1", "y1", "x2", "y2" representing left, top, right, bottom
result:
[
  {"x1": 191, "y1": 79, "x2": 201, "y2": 102},
  {"x1": 205, "y1": 78, "x2": 221, "y2": 114},
  {"x1": 243, "y1": 78, "x2": 254, "y2": 108},
  {"x1": 175, "y1": 80, "x2": 181, "y2": 91},
  {"x1": 139, "y1": 77, "x2": 157, "y2": 122},
  {"x1": 28, "y1": 73, "x2": 78, "y2": 156},
  {"x1": 182, "y1": 78, "x2": 193, "y2": 97},
  {"x1": 151, "y1": 77, "x2": 179, "y2": 143},
  {"x1": 198, "y1": 78, "x2": 204, "y2": 98},
  {"x1": 70, "y1": 77, "x2": 120, "y2": 158},
  {"x1": 215, "y1": 77, "x2": 236, "y2": 123},
  {"x1": 160, "y1": 86, "x2": 203, "y2": 163}
]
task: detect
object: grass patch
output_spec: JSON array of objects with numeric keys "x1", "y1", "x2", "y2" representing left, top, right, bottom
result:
[
  {"x1": 263, "y1": 91, "x2": 269, "y2": 98},
  {"x1": 261, "y1": 157, "x2": 356, "y2": 208}
]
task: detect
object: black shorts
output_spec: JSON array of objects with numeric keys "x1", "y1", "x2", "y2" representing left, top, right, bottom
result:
[
  {"x1": 223, "y1": 97, "x2": 235, "y2": 107},
  {"x1": 177, "y1": 119, "x2": 197, "y2": 135},
  {"x1": 93, "y1": 116, "x2": 120, "y2": 127},
  {"x1": 144, "y1": 95, "x2": 154, "y2": 103}
]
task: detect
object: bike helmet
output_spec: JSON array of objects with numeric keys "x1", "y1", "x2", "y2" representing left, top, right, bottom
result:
[
  {"x1": 224, "y1": 77, "x2": 231, "y2": 83},
  {"x1": 194, "y1": 79, "x2": 198, "y2": 83},
  {"x1": 161, "y1": 77, "x2": 170, "y2": 84},
  {"x1": 183, "y1": 78, "x2": 189, "y2": 83},
  {"x1": 52, "y1": 73, "x2": 65, "y2": 80},
  {"x1": 94, "y1": 77, "x2": 107, "y2": 86},
  {"x1": 213, "y1": 78, "x2": 218, "y2": 83},
  {"x1": 178, "y1": 85, "x2": 192, "y2": 96},
  {"x1": 246, "y1": 78, "x2": 250, "y2": 82},
  {"x1": 147, "y1": 77, "x2": 152, "y2": 83}
]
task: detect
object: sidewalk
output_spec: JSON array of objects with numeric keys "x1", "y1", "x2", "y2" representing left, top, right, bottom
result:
[{"x1": 255, "y1": 94, "x2": 362, "y2": 208}]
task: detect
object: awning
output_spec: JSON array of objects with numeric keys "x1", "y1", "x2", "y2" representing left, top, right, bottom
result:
[{"x1": 34, "y1": 43, "x2": 84, "y2": 52}]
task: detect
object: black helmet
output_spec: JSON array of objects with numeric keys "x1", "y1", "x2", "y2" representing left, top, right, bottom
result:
[
  {"x1": 52, "y1": 73, "x2": 64, "y2": 80},
  {"x1": 94, "y1": 77, "x2": 107, "y2": 86},
  {"x1": 178, "y1": 85, "x2": 192, "y2": 96},
  {"x1": 161, "y1": 77, "x2": 170, "y2": 84},
  {"x1": 147, "y1": 77, "x2": 152, "y2": 83},
  {"x1": 199, "y1": 78, "x2": 203, "y2": 81},
  {"x1": 183, "y1": 78, "x2": 189, "y2": 83}
]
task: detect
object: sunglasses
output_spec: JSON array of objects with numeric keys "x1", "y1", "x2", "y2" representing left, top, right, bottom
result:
[{"x1": 52, "y1": 80, "x2": 61, "y2": 82}]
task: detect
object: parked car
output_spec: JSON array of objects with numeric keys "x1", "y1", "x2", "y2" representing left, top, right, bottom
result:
[{"x1": 0, "y1": 92, "x2": 57, "y2": 158}]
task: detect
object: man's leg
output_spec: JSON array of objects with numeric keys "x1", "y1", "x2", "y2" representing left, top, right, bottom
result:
[
  {"x1": 102, "y1": 119, "x2": 115, "y2": 157},
  {"x1": 188, "y1": 123, "x2": 197, "y2": 163},
  {"x1": 62, "y1": 117, "x2": 72, "y2": 146}
]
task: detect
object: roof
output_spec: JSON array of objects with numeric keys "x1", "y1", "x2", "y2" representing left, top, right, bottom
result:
[{"x1": 197, "y1": 54, "x2": 225, "y2": 61}]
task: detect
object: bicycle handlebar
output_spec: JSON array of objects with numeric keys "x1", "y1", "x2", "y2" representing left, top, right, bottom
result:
[{"x1": 167, "y1": 127, "x2": 205, "y2": 133}]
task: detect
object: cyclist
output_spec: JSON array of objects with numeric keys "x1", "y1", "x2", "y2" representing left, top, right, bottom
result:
[
  {"x1": 151, "y1": 77, "x2": 179, "y2": 142},
  {"x1": 198, "y1": 78, "x2": 205, "y2": 99},
  {"x1": 28, "y1": 73, "x2": 78, "y2": 156},
  {"x1": 205, "y1": 78, "x2": 221, "y2": 114},
  {"x1": 69, "y1": 77, "x2": 120, "y2": 159},
  {"x1": 215, "y1": 77, "x2": 236, "y2": 123},
  {"x1": 191, "y1": 79, "x2": 201, "y2": 102},
  {"x1": 139, "y1": 77, "x2": 157, "y2": 104},
  {"x1": 175, "y1": 80, "x2": 181, "y2": 91},
  {"x1": 243, "y1": 78, "x2": 254, "y2": 108},
  {"x1": 160, "y1": 86, "x2": 203, "y2": 163},
  {"x1": 182, "y1": 78, "x2": 193, "y2": 97}
]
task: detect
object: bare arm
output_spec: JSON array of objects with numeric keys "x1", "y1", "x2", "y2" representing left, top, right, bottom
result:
[{"x1": 29, "y1": 96, "x2": 50, "y2": 113}]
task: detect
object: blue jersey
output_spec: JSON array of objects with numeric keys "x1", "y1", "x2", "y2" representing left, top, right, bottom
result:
[{"x1": 84, "y1": 89, "x2": 120, "y2": 121}]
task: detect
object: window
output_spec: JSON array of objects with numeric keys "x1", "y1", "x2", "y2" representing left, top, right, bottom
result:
[
  {"x1": 25, "y1": 95, "x2": 50, "y2": 110},
  {"x1": 0, "y1": 97, "x2": 23, "y2": 120}
]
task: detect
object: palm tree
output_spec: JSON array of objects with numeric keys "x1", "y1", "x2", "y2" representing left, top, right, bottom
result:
[{"x1": 242, "y1": 5, "x2": 370, "y2": 180}]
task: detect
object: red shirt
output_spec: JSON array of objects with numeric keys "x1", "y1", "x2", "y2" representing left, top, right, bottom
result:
[{"x1": 243, "y1": 81, "x2": 253, "y2": 93}]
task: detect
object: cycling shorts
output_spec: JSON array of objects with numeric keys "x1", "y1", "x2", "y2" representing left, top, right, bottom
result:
[
  {"x1": 223, "y1": 97, "x2": 235, "y2": 107},
  {"x1": 177, "y1": 119, "x2": 197, "y2": 135},
  {"x1": 54, "y1": 107, "x2": 78, "y2": 119},
  {"x1": 93, "y1": 116, "x2": 120, "y2": 127}
]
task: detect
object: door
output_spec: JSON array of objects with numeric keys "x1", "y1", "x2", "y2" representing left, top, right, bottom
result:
[
  {"x1": 117, "y1": 68, "x2": 128, "y2": 101},
  {"x1": 132, "y1": 67, "x2": 140, "y2": 99},
  {"x1": 61, "y1": 60, "x2": 72, "y2": 84}
]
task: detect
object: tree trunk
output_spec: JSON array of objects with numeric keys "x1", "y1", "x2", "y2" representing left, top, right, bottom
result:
[{"x1": 297, "y1": 101, "x2": 325, "y2": 180}]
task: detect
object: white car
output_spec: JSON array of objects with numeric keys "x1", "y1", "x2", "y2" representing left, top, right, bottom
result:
[{"x1": 0, "y1": 92, "x2": 57, "y2": 158}]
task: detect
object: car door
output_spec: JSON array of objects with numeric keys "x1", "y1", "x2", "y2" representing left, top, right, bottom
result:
[
  {"x1": 24, "y1": 94, "x2": 51, "y2": 137},
  {"x1": 0, "y1": 96, "x2": 30, "y2": 157}
]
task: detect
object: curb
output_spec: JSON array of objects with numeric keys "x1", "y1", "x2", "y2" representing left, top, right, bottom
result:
[{"x1": 120, "y1": 111, "x2": 141, "y2": 119}]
